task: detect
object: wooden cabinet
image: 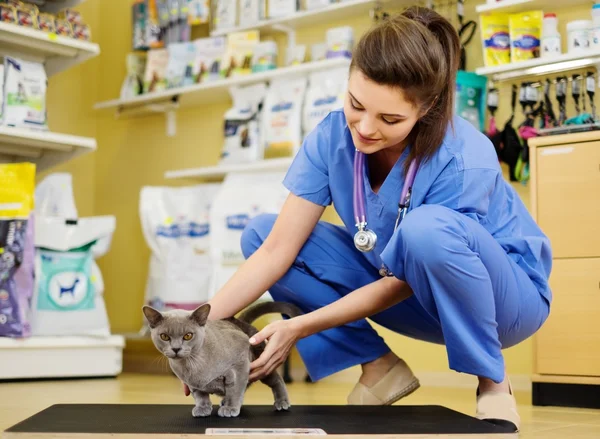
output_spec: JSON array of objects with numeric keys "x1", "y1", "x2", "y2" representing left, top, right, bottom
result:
[{"x1": 528, "y1": 132, "x2": 600, "y2": 408}]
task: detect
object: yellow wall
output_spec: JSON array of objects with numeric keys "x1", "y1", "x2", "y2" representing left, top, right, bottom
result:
[{"x1": 53, "y1": 1, "x2": 592, "y2": 379}]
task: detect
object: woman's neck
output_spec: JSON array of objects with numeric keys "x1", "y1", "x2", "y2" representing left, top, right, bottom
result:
[{"x1": 368, "y1": 145, "x2": 406, "y2": 193}]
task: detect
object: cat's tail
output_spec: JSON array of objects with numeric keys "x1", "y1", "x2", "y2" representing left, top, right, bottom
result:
[{"x1": 237, "y1": 301, "x2": 304, "y2": 325}]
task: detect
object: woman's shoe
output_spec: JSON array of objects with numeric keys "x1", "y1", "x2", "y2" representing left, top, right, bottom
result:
[
  {"x1": 347, "y1": 358, "x2": 420, "y2": 405},
  {"x1": 476, "y1": 379, "x2": 520, "y2": 432}
]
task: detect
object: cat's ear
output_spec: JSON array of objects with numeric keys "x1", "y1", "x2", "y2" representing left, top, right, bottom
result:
[
  {"x1": 190, "y1": 303, "x2": 211, "y2": 326},
  {"x1": 142, "y1": 306, "x2": 164, "y2": 328}
]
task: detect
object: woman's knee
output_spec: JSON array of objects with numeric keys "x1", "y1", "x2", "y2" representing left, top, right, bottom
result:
[{"x1": 240, "y1": 213, "x2": 277, "y2": 259}]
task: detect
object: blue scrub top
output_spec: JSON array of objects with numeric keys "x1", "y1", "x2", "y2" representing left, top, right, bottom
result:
[{"x1": 282, "y1": 109, "x2": 553, "y2": 303}]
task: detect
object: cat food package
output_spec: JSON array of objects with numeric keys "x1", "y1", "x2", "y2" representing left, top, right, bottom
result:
[
  {"x1": 509, "y1": 10, "x2": 542, "y2": 62},
  {"x1": 0, "y1": 163, "x2": 36, "y2": 339},
  {"x1": 263, "y1": 77, "x2": 307, "y2": 158},
  {"x1": 480, "y1": 13, "x2": 511, "y2": 67},
  {"x1": 31, "y1": 215, "x2": 115, "y2": 337},
  {"x1": 210, "y1": 172, "x2": 288, "y2": 266},
  {"x1": 3, "y1": 57, "x2": 48, "y2": 130},
  {"x1": 140, "y1": 184, "x2": 222, "y2": 312},
  {"x1": 144, "y1": 48, "x2": 170, "y2": 93},
  {"x1": 166, "y1": 41, "x2": 197, "y2": 88},
  {"x1": 302, "y1": 67, "x2": 348, "y2": 136},
  {"x1": 192, "y1": 36, "x2": 226, "y2": 83},
  {"x1": 220, "y1": 82, "x2": 267, "y2": 165}
]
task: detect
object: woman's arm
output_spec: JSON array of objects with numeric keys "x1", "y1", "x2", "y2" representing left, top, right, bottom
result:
[
  {"x1": 207, "y1": 192, "x2": 325, "y2": 320},
  {"x1": 248, "y1": 275, "x2": 413, "y2": 381}
]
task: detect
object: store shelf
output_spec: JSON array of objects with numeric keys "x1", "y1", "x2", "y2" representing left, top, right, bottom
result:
[
  {"x1": 476, "y1": 0, "x2": 591, "y2": 14},
  {"x1": 94, "y1": 57, "x2": 351, "y2": 114},
  {"x1": 0, "y1": 21, "x2": 100, "y2": 77},
  {"x1": 0, "y1": 126, "x2": 97, "y2": 171},
  {"x1": 0, "y1": 335, "x2": 125, "y2": 380},
  {"x1": 165, "y1": 157, "x2": 294, "y2": 179},
  {"x1": 475, "y1": 48, "x2": 600, "y2": 81},
  {"x1": 211, "y1": 0, "x2": 407, "y2": 36}
]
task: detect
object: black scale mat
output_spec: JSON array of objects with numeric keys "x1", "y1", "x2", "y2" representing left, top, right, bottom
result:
[{"x1": 5, "y1": 404, "x2": 515, "y2": 435}]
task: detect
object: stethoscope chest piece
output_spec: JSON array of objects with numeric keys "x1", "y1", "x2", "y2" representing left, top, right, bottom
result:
[{"x1": 354, "y1": 228, "x2": 377, "y2": 253}]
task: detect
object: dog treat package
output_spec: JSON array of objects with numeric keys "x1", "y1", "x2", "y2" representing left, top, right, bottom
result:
[
  {"x1": 220, "y1": 82, "x2": 267, "y2": 165},
  {"x1": 143, "y1": 48, "x2": 170, "y2": 93},
  {"x1": 166, "y1": 41, "x2": 197, "y2": 88},
  {"x1": 192, "y1": 36, "x2": 226, "y2": 83},
  {"x1": 262, "y1": 77, "x2": 307, "y2": 158},
  {"x1": 0, "y1": 4, "x2": 17, "y2": 24},
  {"x1": 0, "y1": 163, "x2": 36, "y2": 338},
  {"x1": 140, "y1": 184, "x2": 222, "y2": 312},
  {"x1": 209, "y1": 172, "x2": 288, "y2": 266}
]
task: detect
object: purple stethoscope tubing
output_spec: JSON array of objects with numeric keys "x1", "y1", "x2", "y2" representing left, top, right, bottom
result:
[{"x1": 353, "y1": 149, "x2": 419, "y2": 252}]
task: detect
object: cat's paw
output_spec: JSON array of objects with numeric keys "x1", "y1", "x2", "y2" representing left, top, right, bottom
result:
[
  {"x1": 192, "y1": 404, "x2": 213, "y2": 417},
  {"x1": 275, "y1": 398, "x2": 291, "y2": 411},
  {"x1": 218, "y1": 405, "x2": 241, "y2": 418}
]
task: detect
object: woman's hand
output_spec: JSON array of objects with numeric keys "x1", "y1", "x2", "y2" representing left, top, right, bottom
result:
[{"x1": 248, "y1": 318, "x2": 304, "y2": 382}]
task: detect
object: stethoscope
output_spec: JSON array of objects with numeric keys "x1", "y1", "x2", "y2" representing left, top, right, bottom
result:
[{"x1": 353, "y1": 149, "x2": 419, "y2": 253}]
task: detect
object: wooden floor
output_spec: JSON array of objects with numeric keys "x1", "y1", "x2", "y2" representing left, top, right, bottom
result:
[{"x1": 1, "y1": 373, "x2": 599, "y2": 438}]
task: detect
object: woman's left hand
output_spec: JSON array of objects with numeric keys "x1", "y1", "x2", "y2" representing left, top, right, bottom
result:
[{"x1": 248, "y1": 318, "x2": 303, "y2": 382}]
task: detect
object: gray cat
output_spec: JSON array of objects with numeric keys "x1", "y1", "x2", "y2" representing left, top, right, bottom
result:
[{"x1": 142, "y1": 301, "x2": 303, "y2": 418}]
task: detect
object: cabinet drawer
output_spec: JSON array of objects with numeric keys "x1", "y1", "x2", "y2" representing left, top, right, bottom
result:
[
  {"x1": 536, "y1": 142, "x2": 600, "y2": 258},
  {"x1": 535, "y1": 258, "x2": 600, "y2": 377}
]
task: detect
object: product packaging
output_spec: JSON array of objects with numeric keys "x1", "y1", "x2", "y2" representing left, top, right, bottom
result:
[
  {"x1": 55, "y1": 17, "x2": 73, "y2": 37},
  {"x1": 326, "y1": 26, "x2": 353, "y2": 58},
  {"x1": 509, "y1": 10, "x2": 542, "y2": 62},
  {"x1": 58, "y1": 8, "x2": 83, "y2": 25},
  {"x1": 251, "y1": 41, "x2": 277, "y2": 72},
  {"x1": 480, "y1": 13, "x2": 511, "y2": 66},
  {"x1": 0, "y1": 5, "x2": 17, "y2": 24},
  {"x1": 72, "y1": 23, "x2": 92, "y2": 41},
  {"x1": 0, "y1": 64, "x2": 4, "y2": 123},
  {"x1": 0, "y1": 163, "x2": 36, "y2": 339},
  {"x1": 16, "y1": 5, "x2": 38, "y2": 29},
  {"x1": 220, "y1": 82, "x2": 267, "y2": 165},
  {"x1": 166, "y1": 41, "x2": 197, "y2": 88},
  {"x1": 239, "y1": 0, "x2": 263, "y2": 27},
  {"x1": 3, "y1": 57, "x2": 48, "y2": 130},
  {"x1": 209, "y1": 172, "x2": 288, "y2": 266},
  {"x1": 192, "y1": 36, "x2": 226, "y2": 83},
  {"x1": 221, "y1": 31, "x2": 260, "y2": 77},
  {"x1": 304, "y1": 0, "x2": 331, "y2": 10},
  {"x1": 455, "y1": 70, "x2": 488, "y2": 132},
  {"x1": 302, "y1": 67, "x2": 348, "y2": 135},
  {"x1": 37, "y1": 13, "x2": 56, "y2": 33},
  {"x1": 263, "y1": 77, "x2": 307, "y2": 158},
  {"x1": 286, "y1": 45, "x2": 306, "y2": 66},
  {"x1": 143, "y1": 48, "x2": 170, "y2": 93},
  {"x1": 268, "y1": 0, "x2": 297, "y2": 19},
  {"x1": 132, "y1": 0, "x2": 164, "y2": 50},
  {"x1": 567, "y1": 20, "x2": 592, "y2": 54},
  {"x1": 120, "y1": 53, "x2": 146, "y2": 99},
  {"x1": 214, "y1": 0, "x2": 237, "y2": 32},
  {"x1": 140, "y1": 184, "x2": 222, "y2": 312},
  {"x1": 311, "y1": 42, "x2": 327, "y2": 61},
  {"x1": 541, "y1": 13, "x2": 561, "y2": 58},
  {"x1": 593, "y1": 4, "x2": 600, "y2": 50},
  {"x1": 187, "y1": 0, "x2": 210, "y2": 25}
]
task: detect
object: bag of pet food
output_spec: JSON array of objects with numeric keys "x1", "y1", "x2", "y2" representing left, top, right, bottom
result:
[
  {"x1": 0, "y1": 163, "x2": 36, "y2": 338},
  {"x1": 263, "y1": 77, "x2": 307, "y2": 159},
  {"x1": 302, "y1": 67, "x2": 348, "y2": 136},
  {"x1": 31, "y1": 215, "x2": 116, "y2": 337},
  {"x1": 3, "y1": 57, "x2": 48, "y2": 130},
  {"x1": 166, "y1": 41, "x2": 197, "y2": 88},
  {"x1": 220, "y1": 82, "x2": 267, "y2": 165},
  {"x1": 140, "y1": 184, "x2": 222, "y2": 312},
  {"x1": 209, "y1": 171, "x2": 288, "y2": 266},
  {"x1": 192, "y1": 36, "x2": 226, "y2": 83}
]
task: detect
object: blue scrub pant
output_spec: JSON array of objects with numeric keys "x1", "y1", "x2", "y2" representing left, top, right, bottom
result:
[{"x1": 240, "y1": 205, "x2": 550, "y2": 384}]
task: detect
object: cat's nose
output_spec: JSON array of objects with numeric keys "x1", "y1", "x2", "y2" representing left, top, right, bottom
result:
[{"x1": 172, "y1": 348, "x2": 181, "y2": 354}]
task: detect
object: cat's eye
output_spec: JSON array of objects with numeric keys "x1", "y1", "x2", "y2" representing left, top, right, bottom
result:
[
  {"x1": 159, "y1": 333, "x2": 170, "y2": 341},
  {"x1": 183, "y1": 332, "x2": 194, "y2": 341}
]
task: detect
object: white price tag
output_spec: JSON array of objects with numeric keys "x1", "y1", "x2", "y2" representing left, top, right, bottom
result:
[{"x1": 206, "y1": 428, "x2": 327, "y2": 435}]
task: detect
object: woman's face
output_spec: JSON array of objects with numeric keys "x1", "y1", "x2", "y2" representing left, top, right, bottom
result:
[{"x1": 344, "y1": 69, "x2": 423, "y2": 155}]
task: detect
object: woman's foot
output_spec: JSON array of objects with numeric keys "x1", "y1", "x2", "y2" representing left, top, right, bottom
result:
[
  {"x1": 347, "y1": 352, "x2": 420, "y2": 405},
  {"x1": 476, "y1": 374, "x2": 520, "y2": 432}
]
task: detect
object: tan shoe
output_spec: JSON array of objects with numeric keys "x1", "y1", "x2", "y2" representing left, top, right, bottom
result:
[
  {"x1": 476, "y1": 379, "x2": 520, "y2": 432},
  {"x1": 347, "y1": 358, "x2": 420, "y2": 405}
]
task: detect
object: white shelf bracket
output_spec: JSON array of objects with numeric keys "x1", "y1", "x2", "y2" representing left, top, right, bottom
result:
[
  {"x1": 115, "y1": 97, "x2": 180, "y2": 136},
  {"x1": 166, "y1": 109, "x2": 177, "y2": 137},
  {"x1": 271, "y1": 23, "x2": 296, "y2": 53}
]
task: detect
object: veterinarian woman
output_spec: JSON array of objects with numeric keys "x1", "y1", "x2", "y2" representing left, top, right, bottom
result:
[{"x1": 205, "y1": 6, "x2": 552, "y2": 432}]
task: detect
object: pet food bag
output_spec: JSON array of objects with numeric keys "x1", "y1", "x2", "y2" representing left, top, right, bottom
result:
[
  {"x1": 0, "y1": 163, "x2": 36, "y2": 338},
  {"x1": 220, "y1": 82, "x2": 267, "y2": 165},
  {"x1": 210, "y1": 171, "x2": 288, "y2": 266},
  {"x1": 192, "y1": 36, "x2": 226, "y2": 83},
  {"x1": 302, "y1": 67, "x2": 348, "y2": 136},
  {"x1": 166, "y1": 42, "x2": 197, "y2": 88},
  {"x1": 31, "y1": 215, "x2": 116, "y2": 337},
  {"x1": 263, "y1": 77, "x2": 307, "y2": 159},
  {"x1": 35, "y1": 173, "x2": 79, "y2": 219},
  {"x1": 140, "y1": 184, "x2": 222, "y2": 311},
  {"x1": 2, "y1": 57, "x2": 48, "y2": 130}
]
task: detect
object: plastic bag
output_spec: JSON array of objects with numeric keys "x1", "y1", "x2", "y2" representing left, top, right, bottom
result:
[
  {"x1": 35, "y1": 173, "x2": 79, "y2": 219},
  {"x1": 0, "y1": 163, "x2": 36, "y2": 338},
  {"x1": 140, "y1": 184, "x2": 221, "y2": 311}
]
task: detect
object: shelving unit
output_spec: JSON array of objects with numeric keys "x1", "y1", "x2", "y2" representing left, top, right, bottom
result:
[
  {"x1": 0, "y1": 21, "x2": 100, "y2": 77},
  {"x1": 0, "y1": 126, "x2": 96, "y2": 172},
  {"x1": 35, "y1": 0, "x2": 89, "y2": 13},
  {"x1": 476, "y1": 0, "x2": 592, "y2": 14},
  {"x1": 475, "y1": 48, "x2": 600, "y2": 82},
  {"x1": 165, "y1": 157, "x2": 294, "y2": 180}
]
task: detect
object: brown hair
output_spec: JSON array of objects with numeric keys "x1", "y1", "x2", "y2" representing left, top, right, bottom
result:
[{"x1": 350, "y1": 6, "x2": 461, "y2": 172}]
